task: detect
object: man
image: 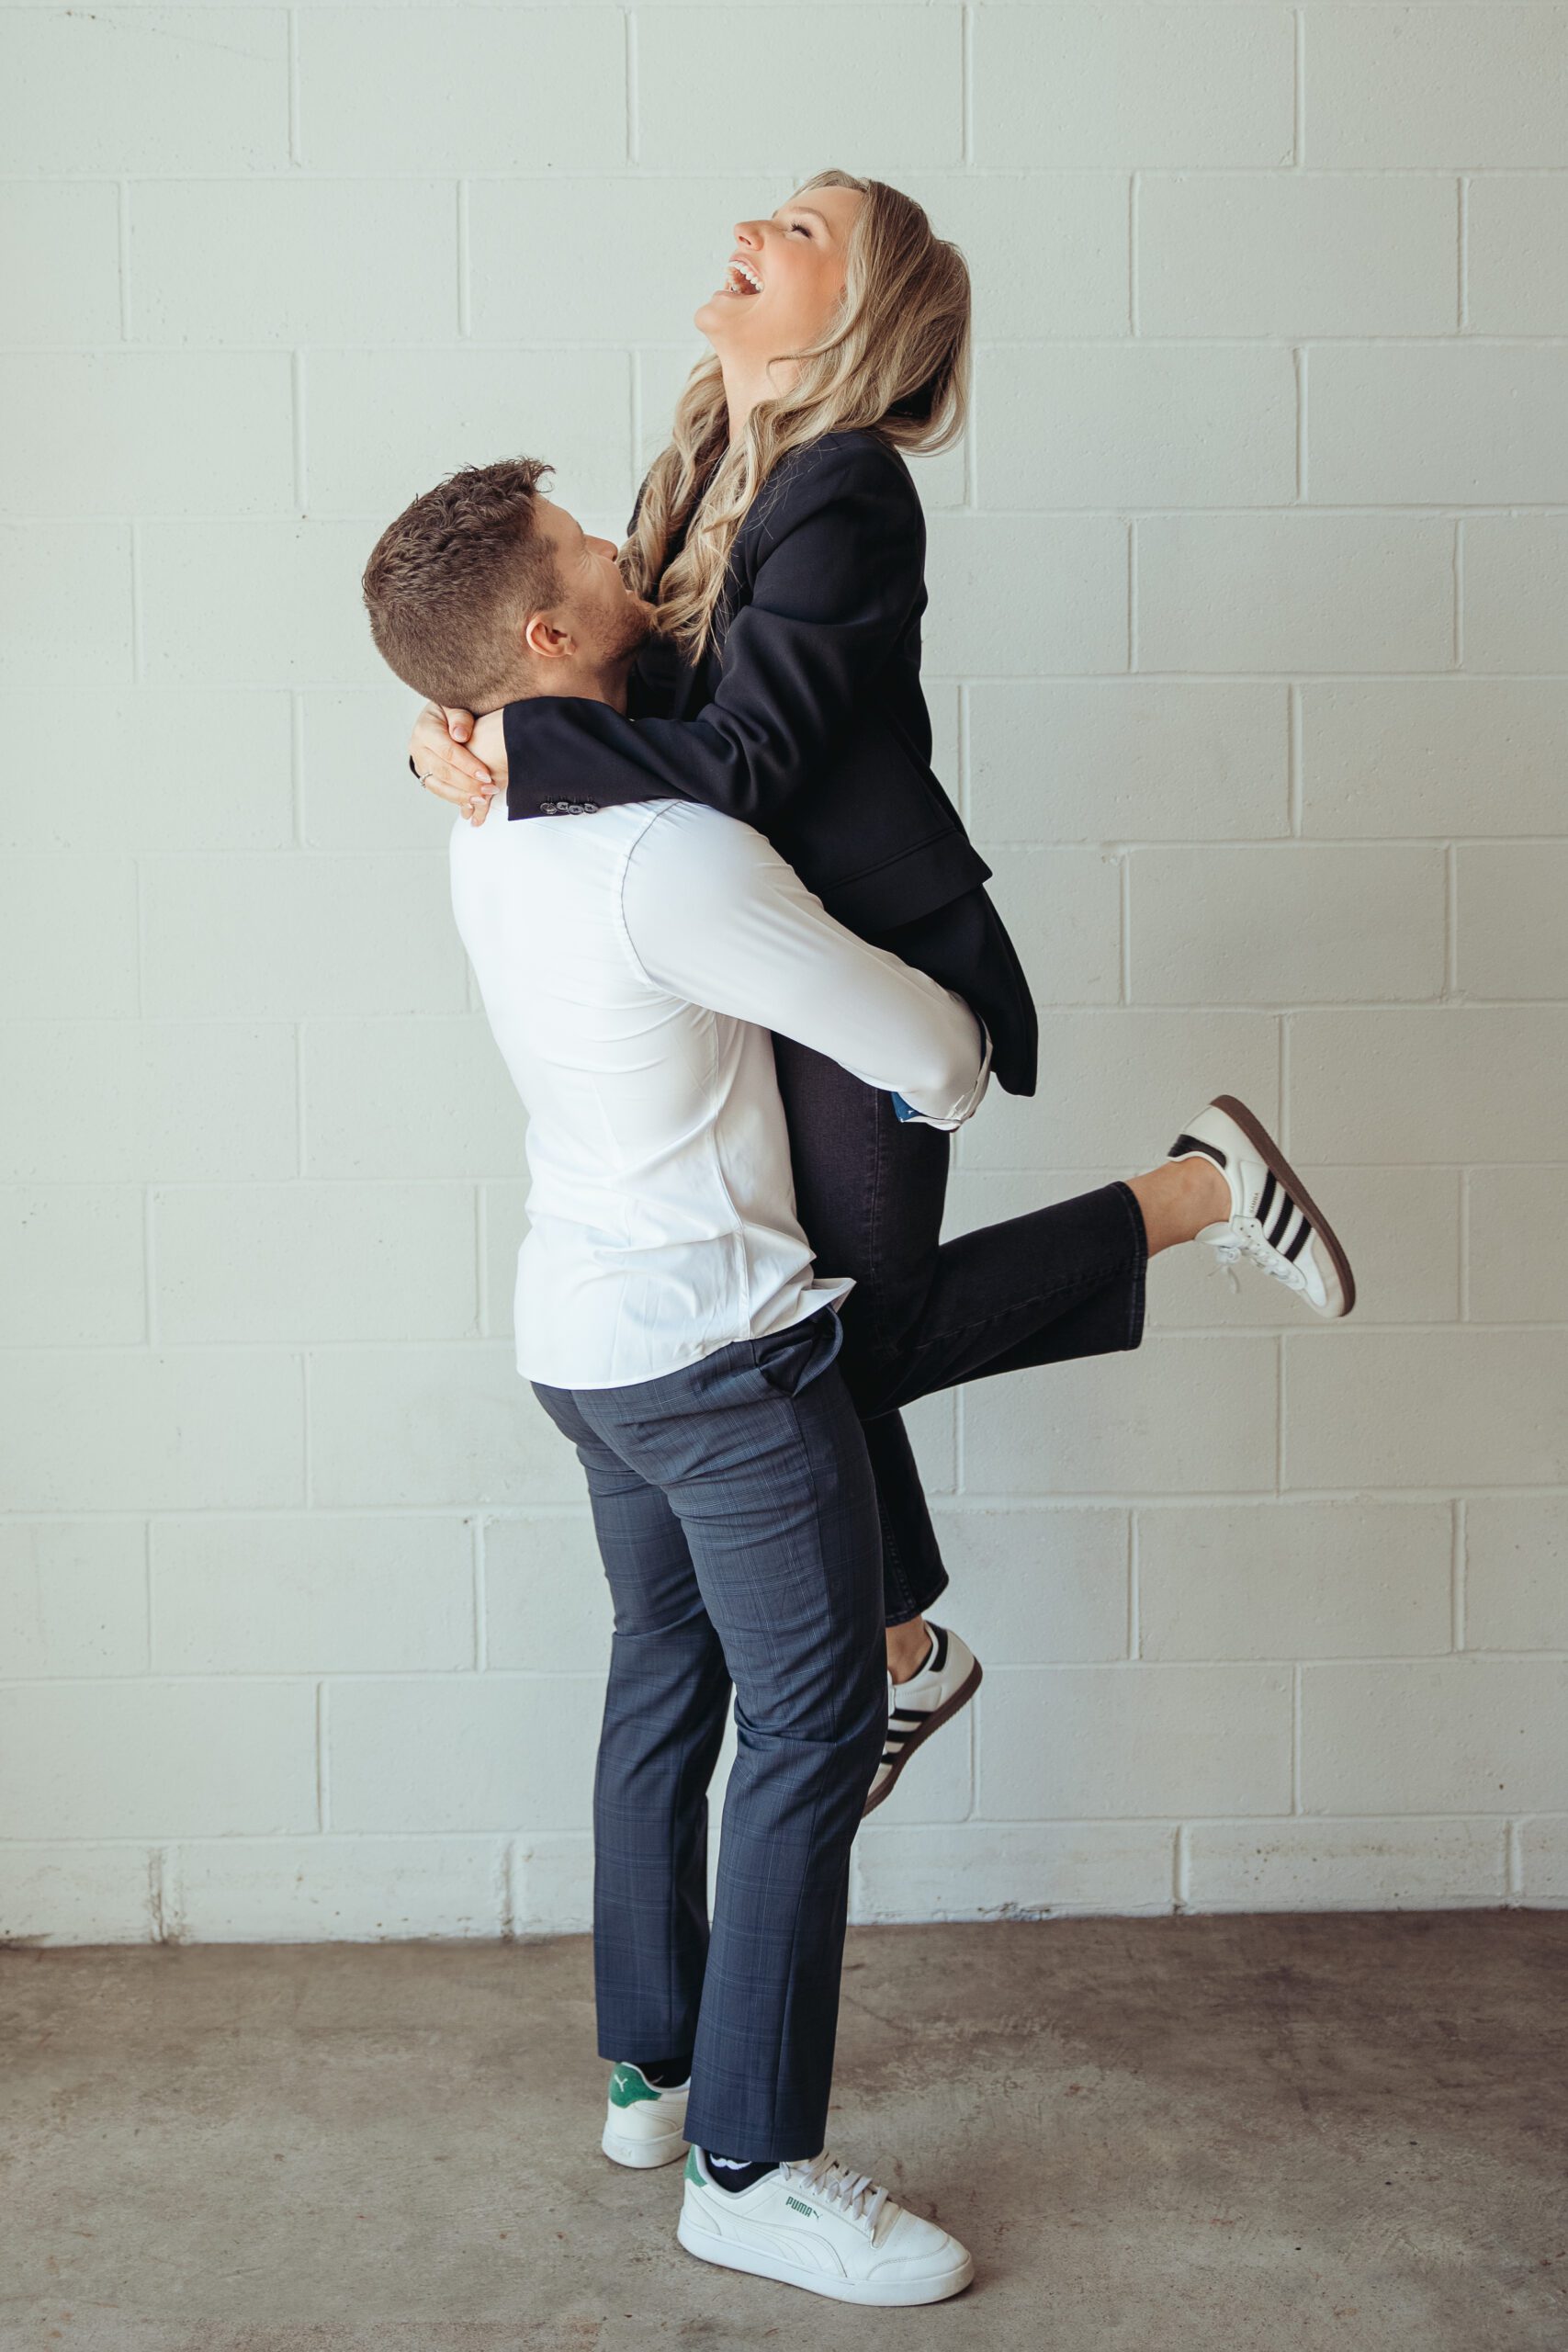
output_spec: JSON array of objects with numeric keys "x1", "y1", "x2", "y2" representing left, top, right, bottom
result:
[
  {"x1": 364, "y1": 459, "x2": 987, "y2": 2305},
  {"x1": 361, "y1": 458, "x2": 1353, "y2": 2307}
]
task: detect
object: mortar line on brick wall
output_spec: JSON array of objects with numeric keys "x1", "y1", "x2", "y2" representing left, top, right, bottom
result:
[
  {"x1": 16, "y1": 1648, "x2": 1568, "y2": 1690},
  {"x1": 624, "y1": 9, "x2": 638, "y2": 165},
  {"x1": 36, "y1": 165, "x2": 1568, "y2": 191},
  {"x1": 23, "y1": 1317, "x2": 1568, "y2": 1350},
  {"x1": 287, "y1": 9, "x2": 302, "y2": 169},
  {"x1": 962, "y1": 835, "x2": 1568, "y2": 852},
  {"x1": 130, "y1": 856, "x2": 146, "y2": 1023},
  {"x1": 1292, "y1": 6, "x2": 1305, "y2": 164},
  {"x1": 142, "y1": 1178, "x2": 158, "y2": 1349},
  {"x1": 9, "y1": 1491, "x2": 1566, "y2": 1539},
  {"x1": 961, "y1": 6, "x2": 974, "y2": 167},
  {"x1": 1293, "y1": 345, "x2": 1306, "y2": 501},
  {"x1": 38, "y1": 1157, "x2": 1568, "y2": 1185},
  {"x1": 25, "y1": 334, "x2": 1568, "y2": 360},
  {"x1": 1278, "y1": 1013, "x2": 1290, "y2": 1155},
  {"x1": 457, "y1": 182, "x2": 471, "y2": 339},
  {"x1": 473, "y1": 1514, "x2": 488, "y2": 1670},
  {"x1": 31, "y1": 989, "x2": 1568, "y2": 1022},
  {"x1": 0, "y1": 1506, "x2": 592, "y2": 1528},
  {"x1": 1444, "y1": 843, "x2": 1459, "y2": 998},
  {"x1": 300, "y1": 1345, "x2": 312, "y2": 1504},
  {"x1": 1459, "y1": 1168, "x2": 1472, "y2": 1323},
  {"x1": 1173, "y1": 1823, "x2": 1188, "y2": 1909},
  {"x1": 1453, "y1": 518, "x2": 1466, "y2": 668},
  {"x1": 1505, "y1": 1819, "x2": 1523, "y2": 1903},
  {"x1": 1451, "y1": 1498, "x2": 1466, "y2": 1650},
  {"x1": 149, "y1": 1847, "x2": 172, "y2": 1943},
  {"x1": 21, "y1": 503, "x2": 1568, "y2": 526},
  {"x1": 1125, "y1": 519, "x2": 1136, "y2": 671},
  {"x1": 1287, "y1": 684, "x2": 1302, "y2": 835},
  {"x1": 1127, "y1": 1510, "x2": 1139, "y2": 1657},
  {"x1": 475, "y1": 1185, "x2": 489, "y2": 1337},
  {"x1": 1457, "y1": 177, "x2": 1469, "y2": 334},
  {"x1": 289, "y1": 690, "x2": 305, "y2": 847},
  {"x1": 3, "y1": 1812, "x2": 1560, "y2": 1852},
  {"x1": 291, "y1": 349, "x2": 307, "y2": 514},
  {"x1": 294, "y1": 1027, "x2": 307, "y2": 1179},
  {"x1": 316, "y1": 1679, "x2": 329, "y2": 1829},
  {"x1": 129, "y1": 521, "x2": 144, "y2": 682},
  {"x1": 1275, "y1": 1331, "x2": 1287, "y2": 1492},
  {"x1": 1127, "y1": 173, "x2": 1139, "y2": 336},
  {"x1": 501, "y1": 1838, "x2": 517, "y2": 1939},
  {"x1": 116, "y1": 182, "x2": 132, "y2": 340},
  {"x1": 1118, "y1": 850, "x2": 1131, "y2": 1003},
  {"x1": 1291, "y1": 1662, "x2": 1303, "y2": 1811},
  {"x1": 141, "y1": 1520, "x2": 154, "y2": 1672}
]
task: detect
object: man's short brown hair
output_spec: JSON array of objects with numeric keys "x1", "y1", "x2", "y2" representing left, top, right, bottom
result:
[{"x1": 362, "y1": 457, "x2": 559, "y2": 711}]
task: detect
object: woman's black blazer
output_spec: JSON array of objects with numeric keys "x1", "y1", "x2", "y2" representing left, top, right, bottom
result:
[{"x1": 501, "y1": 426, "x2": 1039, "y2": 1094}]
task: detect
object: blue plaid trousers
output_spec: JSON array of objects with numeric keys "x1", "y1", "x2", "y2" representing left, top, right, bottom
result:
[{"x1": 531, "y1": 1305, "x2": 887, "y2": 2164}]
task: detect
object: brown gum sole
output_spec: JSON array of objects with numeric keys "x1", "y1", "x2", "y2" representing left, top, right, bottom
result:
[
  {"x1": 862, "y1": 1659, "x2": 984, "y2": 1819},
  {"x1": 1211, "y1": 1093, "x2": 1358, "y2": 1317}
]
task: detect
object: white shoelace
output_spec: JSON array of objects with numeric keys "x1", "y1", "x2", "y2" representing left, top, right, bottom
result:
[
  {"x1": 1209, "y1": 1213, "x2": 1306, "y2": 1290},
  {"x1": 780, "y1": 2149, "x2": 890, "y2": 2233}
]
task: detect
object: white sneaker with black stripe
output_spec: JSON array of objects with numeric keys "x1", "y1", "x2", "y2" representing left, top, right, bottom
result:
[
  {"x1": 600, "y1": 2061, "x2": 690, "y2": 2169},
  {"x1": 1167, "y1": 1095, "x2": 1356, "y2": 1318},
  {"x1": 678, "y1": 2144, "x2": 974, "y2": 2305},
  {"x1": 863, "y1": 1623, "x2": 982, "y2": 1818}
]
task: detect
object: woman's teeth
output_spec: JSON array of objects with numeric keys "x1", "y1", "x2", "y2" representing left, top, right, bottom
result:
[{"x1": 724, "y1": 260, "x2": 762, "y2": 295}]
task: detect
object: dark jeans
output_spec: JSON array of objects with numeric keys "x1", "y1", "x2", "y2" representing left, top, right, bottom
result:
[
  {"x1": 773, "y1": 1035, "x2": 1149, "y2": 1625},
  {"x1": 532, "y1": 1307, "x2": 886, "y2": 2162}
]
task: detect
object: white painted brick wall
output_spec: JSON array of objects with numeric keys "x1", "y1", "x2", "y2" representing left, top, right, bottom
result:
[{"x1": 3, "y1": 1, "x2": 1565, "y2": 1945}]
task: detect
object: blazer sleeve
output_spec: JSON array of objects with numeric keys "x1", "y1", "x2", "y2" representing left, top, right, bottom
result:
[{"x1": 502, "y1": 440, "x2": 924, "y2": 828}]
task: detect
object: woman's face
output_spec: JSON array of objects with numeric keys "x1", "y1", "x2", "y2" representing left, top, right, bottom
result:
[{"x1": 694, "y1": 184, "x2": 863, "y2": 366}]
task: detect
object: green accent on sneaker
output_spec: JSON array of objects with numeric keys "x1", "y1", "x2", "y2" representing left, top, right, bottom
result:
[
  {"x1": 685, "y1": 2147, "x2": 704, "y2": 2186},
  {"x1": 608, "y1": 2063, "x2": 660, "y2": 2109},
  {"x1": 785, "y1": 2195, "x2": 818, "y2": 2220}
]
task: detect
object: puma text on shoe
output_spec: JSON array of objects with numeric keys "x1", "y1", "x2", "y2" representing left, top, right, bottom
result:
[
  {"x1": 601, "y1": 2060, "x2": 691, "y2": 2169},
  {"x1": 1167, "y1": 1094, "x2": 1356, "y2": 1318},
  {"x1": 677, "y1": 2144, "x2": 974, "y2": 2306},
  {"x1": 863, "y1": 1623, "x2": 983, "y2": 1818}
]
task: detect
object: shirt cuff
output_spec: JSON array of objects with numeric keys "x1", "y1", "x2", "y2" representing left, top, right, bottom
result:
[{"x1": 891, "y1": 1017, "x2": 992, "y2": 1130}]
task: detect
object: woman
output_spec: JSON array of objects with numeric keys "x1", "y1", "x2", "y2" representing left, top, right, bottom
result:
[{"x1": 410, "y1": 171, "x2": 1354, "y2": 1811}]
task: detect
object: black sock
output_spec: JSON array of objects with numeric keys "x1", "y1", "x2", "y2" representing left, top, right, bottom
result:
[
  {"x1": 631, "y1": 2055, "x2": 691, "y2": 2088},
  {"x1": 701, "y1": 2147, "x2": 780, "y2": 2193}
]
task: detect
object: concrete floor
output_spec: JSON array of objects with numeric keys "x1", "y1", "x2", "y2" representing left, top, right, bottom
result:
[{"x1": 2, "y1": 1914, "x2": 1564, "y2": 2351}]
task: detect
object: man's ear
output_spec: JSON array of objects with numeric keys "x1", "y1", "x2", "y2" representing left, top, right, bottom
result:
[{"x1": 521, "y1": 611, "x2": 574, "y2": 664}]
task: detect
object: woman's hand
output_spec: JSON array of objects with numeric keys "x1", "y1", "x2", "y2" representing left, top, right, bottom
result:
[{"x1": 409, "y1": 703, "x2": 509, "y2": 826}]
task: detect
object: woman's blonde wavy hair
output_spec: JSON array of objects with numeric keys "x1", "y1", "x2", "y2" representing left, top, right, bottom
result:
[{"x1": 622, "y1": 169, "x2": 971, "y2": 663}]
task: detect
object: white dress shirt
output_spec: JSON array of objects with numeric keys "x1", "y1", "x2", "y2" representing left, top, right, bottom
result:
[{"x1": 448, "y1": 797, "x2": 989, "y2": 1390}]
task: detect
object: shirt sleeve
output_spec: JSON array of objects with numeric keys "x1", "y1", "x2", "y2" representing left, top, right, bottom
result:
[
  {"x1": 618, "y1": 805, "x2": 988, "y2": 1130},
  {"x1": 502, "y1": 440, "x2": 924, "y2": 828}
]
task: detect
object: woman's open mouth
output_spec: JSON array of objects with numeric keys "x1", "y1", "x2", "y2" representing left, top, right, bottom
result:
[{"x1": 716, "y1": 258, "x2": 763, "y2": 298}]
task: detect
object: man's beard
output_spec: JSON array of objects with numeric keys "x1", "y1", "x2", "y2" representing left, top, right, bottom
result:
[{"x1": 601, "y1": 594, "x2": 660, "y2": 669}]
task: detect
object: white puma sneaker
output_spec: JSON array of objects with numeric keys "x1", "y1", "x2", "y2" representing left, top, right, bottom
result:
[
  {"x1": 600, "y1": 2061, "x2": 690, "y2": 2169},
  {"x1": 1167, "y1": 1095, "x2": 1356, "y2": 1318},
  {"x1": 677, "y1": 2144, "x2": 974, "y2": 2306},
  {"x1": 863, "y1": 1622, "x2": 983, "y2": 1817}
]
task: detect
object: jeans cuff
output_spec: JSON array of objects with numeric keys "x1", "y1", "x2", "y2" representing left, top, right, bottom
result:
[{"x1": 1109, "y1": 1178, "x2": 1151, "y2": 1352}]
